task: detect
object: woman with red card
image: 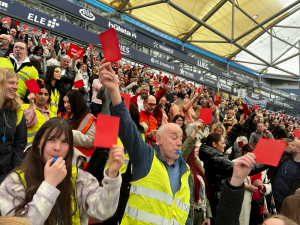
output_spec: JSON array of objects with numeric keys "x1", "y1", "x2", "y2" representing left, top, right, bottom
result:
[{"x1": 58, "y1": 90, "x2": 96, "y2": 161}]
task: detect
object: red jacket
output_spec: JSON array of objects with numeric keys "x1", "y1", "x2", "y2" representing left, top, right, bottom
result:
[
  {"x1": 130, "y1": 88, "x2": 167, "y2": 109},
  {"x1": 139, "y1": 110, "x2": 158, "y2": 145}
]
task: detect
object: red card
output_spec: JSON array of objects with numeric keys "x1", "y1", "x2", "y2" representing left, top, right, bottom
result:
[
  {"x1": 115, "y1": 64, "x2": 118, "y2": 68},
  {"x1": 61, "y1": 43, "x2": 65, "y2": 48},
  {"x1": 138, "y1": 66, "x2": 140, "y2": 69},
  {"x1": 293, "y1": 130, "x2": 300, "y2": 138},
  {"x1": 253, "y1": 105, "x2": 259, "y2": 110},
  {"x1": 67, "y1": 43, "x2": 85, "y2": 59},
  {"x1": 74, "y1": 79, "x2": 84, "y2": 88},
  {"x1": 154, "y1": 81, "x2": 158, "y2": 87},
  {"x1": 93, "y1": 56, "x2": 96, "y2": 61},
  {"x1": 1, "y1": 17, "x2": 10, "y2": 24},
  {"x1": 160, "y1": 72, "x2": 162, "y2": 74},
  {"x1": 25, "y1": 79, "x2": 41, "y2": 93},
  {"x1": 242, "y1": 104, "x2": 250, "y2": 116},
  {"x1": 41, "y1": 29, "x2": 45, "y2": 34},
  {"x1": 126, "y1": 64, "x2": 130, "y2": 70},
  {"x1": 214, "y1": 100, "x2": 219, "y2": 106},
  {"x1": 148, "y1": 74, "x2": 151, "y2": 77},
  {"x1": 177, "y1": 86, "x2": 180, "y2": 90},
  {"x1": 200, "y1": 108, "x2": 212, "y2": 124},
  {"x1": 216, "y1": 95, "x2": 219, "y2": 101},
  {"x1": 120, "y1": 93, "x2": 131, "y2": 110},
  {"x1": 145, "y1": 65, "x2": 148, "y2": 68},
  {"x1": 33, "y1": 27, "x2": 36, "y2": 32},
  {"x1": 14, "y1": 21, "x2": 19, "y2": 26},
  {"x1": 94, "y1": 114, "x2": 120, "y2": 149},
  {"x1": 50, "y1": 37, "x2": 53, "y2": 43},
  {"x1": 238, "y1": 141, "x2": 244, "y2": 148},
  {"x1": 280, "y1": 113, "x2": 283, "y2": 116},
  {"x1": 89, "y1": 44, "x2": 93, "y2": 49},
  {"x1": 285, "y1": 116, "x2": 288, "y2": 118},
  {"x1": 162, "y1": 76, "x2": 169, "y2": 84},
  {"x1": 174, "y1": 74, "x2": 176, "y2": 77},
  {"x1": 23, "y1": 24, "x2": 27, "y2": 30},
  {"x1": 253, "y1": 139, "x2": 286, "y2": 167},
  {"x1": 42, "y1": 38, "x2": 46, "y2": 44},
  {"x1": 99, "y1": 28, "x2": 121, "y2": 63}
]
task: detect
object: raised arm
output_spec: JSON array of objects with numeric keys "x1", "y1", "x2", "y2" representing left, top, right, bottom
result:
[{"x1": 99, "y1": 59, "x2": 151, "y2": 166}]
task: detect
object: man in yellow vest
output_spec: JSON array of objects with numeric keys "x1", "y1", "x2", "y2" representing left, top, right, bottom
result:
[
  {"x1": 99, "y1": 59, "x2": 193, "y2": 225},
  {"x1": 0, "y1": 40, "x2": 39, "y2": 101}
]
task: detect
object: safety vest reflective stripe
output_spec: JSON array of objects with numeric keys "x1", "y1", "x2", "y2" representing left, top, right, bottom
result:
[
  {"x1": 27, "y1": 131, "x2": 37, "y2": 138},
  {"x1": 125, "y1": 205, "x2": 169, "y2": 225},
  {"x1": 18, "y1": 70, "x2": 30, "y2": 80},
  {"x1": 49, "y1": 88, "x2": 59, "y2": 116},
  {"x1": 171, "y1": 217, "x2": 181, "y2": 225},
  {"x1": 50, "y1": 103, "x2": 56, "y2": 106},
  {"x1": 77, "y1": 114, "x2": 96, "y2": 134},
  {"x1": 130, "y1": 184, "x2": 174, "y2": 205},
  {"x1": 18, "y1": 75, "x2": 29, "y2": 82},
  {"x1": 175, "y1": 198, "x2": 189, "y2": 213}
]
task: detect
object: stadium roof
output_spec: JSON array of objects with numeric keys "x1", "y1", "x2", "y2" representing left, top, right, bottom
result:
[{"x1": 93, "y1": 0, "x2": 300, "y2": 78}]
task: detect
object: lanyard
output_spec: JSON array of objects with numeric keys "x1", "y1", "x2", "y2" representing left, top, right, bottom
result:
[{"x1": 2, "y1": 110, "x2": 9, "y2": 143}]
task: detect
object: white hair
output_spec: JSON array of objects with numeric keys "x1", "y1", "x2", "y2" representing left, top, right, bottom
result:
[
  {"x1": 60, "y1": 55, "x2": 71, "y2": 61},
  {"x1": 156, "y1": 125, "x2": 166, "y2": 138}
]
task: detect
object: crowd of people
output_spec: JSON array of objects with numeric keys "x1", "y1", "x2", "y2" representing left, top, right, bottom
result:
[{"x1": 0, "y1": 21, "x2": 300, "y2": 225}]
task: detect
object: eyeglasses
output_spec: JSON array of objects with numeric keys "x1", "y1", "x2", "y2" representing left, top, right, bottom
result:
[{"x1": 146, "y1": 103, "x2": 156, "y2": 107}]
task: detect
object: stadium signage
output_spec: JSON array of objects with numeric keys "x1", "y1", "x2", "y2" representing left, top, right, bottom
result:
[
  {"x1": 79, "y1": 9, "x2": 95, "y2": 21},
  {"x1": 108, "y1": 21, "x2": 137, "y2": 39}
]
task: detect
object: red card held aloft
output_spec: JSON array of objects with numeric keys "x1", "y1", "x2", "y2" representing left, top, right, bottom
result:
[
  {"x1": 238, "y1": 141, "x2": 244, "y2": 148},
  {"x1": 50, "y1": 37, "x2": 53, "y2": 43},
  {"x1": 33, "y1": 27, "x2": 36, "y2": 32},
  {"x1": 42, "y1": 29, "x2": 45, "y2": 34},
  {"x1": 253, "y1": 105, "x2": 259, "y2": 110},
  {"x1": 42, "y1": 38, "x2": 46, "y2": 44},
  {"x1": 216, "y1": 95, "x2": 219, "y2": 101},
  {"x1": 154, "y1": 81, "x2": 158, "y2": 87},
  {"x1": 214, "y1": 100, "x2": 219, "y2": 106},
  {"x1": 162, "y1": 76, "x2": 169, "y2": 84},
  {"x1": 74, "y1": 79, "x2": 84, "y2": 88},
  {"x1": 99, "y1": 28, "x2": 121, "y2": 63},
  {"x1": 25, "y1": 79, "x2": 41, "y2": 93},
  {"x1": 67, "y1": 43, "x2": 84, "y2": 59},
  {"x1": 120, "y1": 93, "x2": 131, "y2": 110},
  {"x1": 293, "y1": 130, "x2": 300, "y2": 138},
  {"x1": 242, "y1": 104, "x2": 250, "y2": 116},
  {"x1": 23, "y1": 24, "x2": 27, "y2": 30},
  {"x1": 1, "y1": 17, "x2": 10, "y2": 23},
  {"x1": 200, "y1": 108, "x2": 212, "y2": 124},
  {"x1": 94, "y1": 114, "x2": 120, "y2": 149},
  {"x1": 89, "y1": 44, "x2": 93, "y2": 49},
  {"x1": 253, "y1": 139, "x2": 286, "y2": 167},
  {"x1": 14, "y1": 21, "x2": 19, "y2": 26}
]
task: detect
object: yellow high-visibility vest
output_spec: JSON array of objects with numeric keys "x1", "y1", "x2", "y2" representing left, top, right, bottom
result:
[
  {"x1": 21, "y1": 104, "x2": 55, "y2": 148},
  {"x1": 49, "y1": 88, "x2": 60, "y2": 116},
  {"x1": 121, "y1": 151, "x2": 191, "y2": 225}
]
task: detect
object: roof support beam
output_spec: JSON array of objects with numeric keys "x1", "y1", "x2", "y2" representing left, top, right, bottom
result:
[
  {"x1": 275, "y1": 67, "x2": 300, "y2": 77},
  {"x1": 232, "y1": 1, "x2": 300, "y2": 44},
  {"x1": 274, "y1": 25, "x2": 300, "y2": 29},
  {"x1": 169, "y1": 1, "x2": 271, "y2": 66},
  {"x1": 228, "y1": 2, "x2": 300, "y2": 59},
  {"x1": 120, "y1": 0, "x2": 162, "y2": 12},
  {"x1": 118, "y1": 0, "x2": 131, "y2": 11},
  {"x1": 181, "y1": 0, "x2": 228, "y2": 42},
  {"x1": 232, "y1": 60, "x2": 266, "y2": 66},
  {"x1": 187, "y1": 40, "x2": 228, "y2": 43},
  {"x1": 273, "y1": 52, "x2": 300, "y2": 66}
]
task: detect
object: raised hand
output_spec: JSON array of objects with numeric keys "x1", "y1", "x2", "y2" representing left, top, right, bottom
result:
[
  {"x1": 108, "y1": 145, "x2": 125, "y2": 178},
  {"x1": 239, "y1": 113, "x2": 248, "y2": 126},
  {"x1": 27, "y1": 93, "x2": 35, "y2": 106},
  {"x1": 98, "y1": 58, "x2": 119, "y2": 92},
  {"x1": 230, "y1": 153, "x2": 256, "y2": 187},
  {"x1": 44, "y1": 157, "x2": 67, "y2": 187}
]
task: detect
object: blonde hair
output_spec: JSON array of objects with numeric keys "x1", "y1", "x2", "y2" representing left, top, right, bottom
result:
[
  {"x1": 0, "y1": 68, "x2": 23, "y2": 111},
  {"x1": 194, "y1": 105, "x2": 201, "y2": 120},
  {"x1": 263, "y1": 214, "x2": 297, "y2": 225},
  {"x1": 173, "y1": 98, "x2": 184, "y2": 112},
  {"x1": 212, "y1": 122, "x2": 226, "y2": 137},
  {"x1": 0, "y1": 216, "x2": 31, "y2": 225}
]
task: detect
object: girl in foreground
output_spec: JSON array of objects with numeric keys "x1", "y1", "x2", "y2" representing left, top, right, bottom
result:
[{"x1": 0, "y1": 117, "x2": 124, "y2": 225}]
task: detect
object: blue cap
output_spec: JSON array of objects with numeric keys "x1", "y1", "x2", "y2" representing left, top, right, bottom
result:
[
  {"x1": 176, "y1": 150, "x2": 181, "y2": 155},
  {"x1": 53, "y1": 156, "x2": 58, "y2": 163}
]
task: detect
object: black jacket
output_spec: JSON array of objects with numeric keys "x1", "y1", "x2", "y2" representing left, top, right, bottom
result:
[
  {"x1": 199, "y1": 122, "x2": 269, "y2": 217},
  {"x1": 0, "y1": 109, "x2": 27, "y2": 172},
  {"x1": 271, "y1": 126, "x2": 288, "y2": 139},
  {"x1": 267, "y1": 151, "x2": 300, "y2": 195},
  {"x1": 215, "y1": 179, "x2": 245, "y2": 225},
  {"x1": 61, "y1": 68, "x2": 76, "y2": 91}
]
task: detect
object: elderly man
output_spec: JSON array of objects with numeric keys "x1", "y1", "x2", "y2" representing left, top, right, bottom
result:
[
  {"x1": 60, "y1": 54, "x2": 76, "y2": 91},
  {"x1": 0, "y1": 40, "x2": 38, "y2": 100},
  {"x1": 99, "y1": 59, "x2": 193, "y2": 225},
  {"x1": 271, "y1": 119, "x2": 288, "y2": 139},
  {"x1": 0, "y1": 34, "x2": 12, "y2": 57},
  {"x1": 249, "y1": 122, "x2": 274, "y2": 145}
]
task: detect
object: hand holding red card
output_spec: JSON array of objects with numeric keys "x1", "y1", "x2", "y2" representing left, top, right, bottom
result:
[
  {"x1": 41, "y1": 29, "x2": 45, "y2": 34},
  {"x1": 238, "y1": 141, "x2": 244, "y2": 148},
  {"x1": 89, "y1": 44, "x2": 93, "y2": 49},
  {"x1": 214, "y1": 100, "x2": 219, "y2": 106},
  {"x1": 94, "y1": 114, "x2": 120, "y2": 149},
  {"x1": 67, "y1": 43, "x2": 84, "y2": 59},
  {"x1": 253, "y1": 105, "x2": 259, "y2": 110},
  {"x1": 174, "y1": 74, "x2": 176, "y2": 77},
  {"x1": 120, "y1": 93, "x2": 131, "y2": 110},
  {"x1": 253, "y1": 139, "x2": 286, "y2": 166},
  {"x1": 154, "y1": 81, "x2": 158, "y2": 87},
  {"x1": 242, "y1": 104, "x2": 250, "y2": 116},
  {"x1": 33, "y1": 27, "x2": 36, "y2": 32},
  {"x1": 293, "y1": 130, "x2": 300, "y2": 138},
  {"x1": 162, "y1": 76, "x2": 169, "y2": 84},
  {"x1": 15, "y1": 21, "x2": 19, "y2": 26},
  {"x1": 42, "y1": 38, "x2": 46, "y2": 44},
  {"x1": 74, "y1": 80, "x2": 84, "y2": 88},
  {"x1": 23, "y1": 24, "x2": 27, "y2": 30},
  {"x1": 200, "y1": 108, "x2": 212, "y2": 124},
  {"x1": 25, "y1": 79, "x2": 41, "y2": 93},
  {"x1": 99, "y1": 28, "x2": 121, "y2": 63}
]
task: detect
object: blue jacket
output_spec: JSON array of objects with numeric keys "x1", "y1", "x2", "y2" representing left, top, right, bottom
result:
[{"x1": 110, "y1": 100, "x2": 193, "y2": 224}]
